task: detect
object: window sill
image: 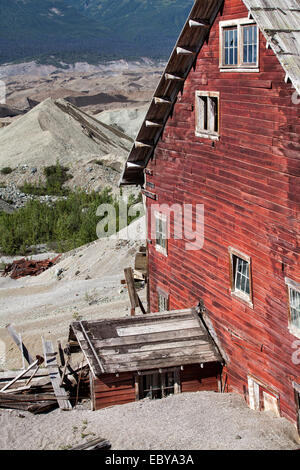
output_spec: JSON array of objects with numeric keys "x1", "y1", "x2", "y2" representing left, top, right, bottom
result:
[
  {"x1": 220, "y1": 67, "x2": 259, "y2": 73},
  {"x1": 231, "y1": 290, "x2": 253, "y2": 309},
  {"x1": 195, "y1": 131, "x2": 219, "y2": 141},
  {"x1": 288, "y1": 324, "x2": 300, "y2": 340},
  {"x1": 155, "y1": 245, "x2": 168, "y2": 257}
]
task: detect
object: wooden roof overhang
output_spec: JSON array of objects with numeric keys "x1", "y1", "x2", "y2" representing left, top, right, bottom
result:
[
  {"x1": 120, "y1": 0, "x2": 300, "y2": 187},
  {"x1": 69, "y1": 308, "x2": 223, "y2": 377},
  {"x1": 120, "y1": 0, "x2": 225, "y2": 187}
]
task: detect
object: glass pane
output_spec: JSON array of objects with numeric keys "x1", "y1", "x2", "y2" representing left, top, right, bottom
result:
[
  {"x1": 234, "y1": 256, "x2": 250, "y2": 295},
  {"x1": 243, "y1": 25, "x2": 257, "y2": 64},
  {"x1": 225, "y1": 48, "x2": 228, "y2": 65},
  {"x1": 224, "y1": 28, "x2": 237, "y2": 65},
  {"x1": 253, "y1": 44, "x2": 257, "y2": 62},
  {"x1": 235, "y1": 272, "x2": 242, "y2": 291},
  {"x1": 249, "y1": 46, "x2": 252, "y2": 63},
  {"x1": 225, "y1": 30, "x2": 229, "y2": 47}
]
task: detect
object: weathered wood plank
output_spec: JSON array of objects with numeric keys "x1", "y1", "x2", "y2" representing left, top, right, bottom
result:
[
  {"x1": 70, "y1": 437, "x2": 111, "y2": 451},
  {"x1": 42, "y1": 338, "x2": 72, "y2": 411},
  {"x1": 6, "y1": 325, "x2": 34, "y2": 365}
]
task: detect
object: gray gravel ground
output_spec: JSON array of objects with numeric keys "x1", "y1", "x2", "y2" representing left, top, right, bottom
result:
[{"x1": 0, "y1": 392, "x2": 299, "y2": 450}]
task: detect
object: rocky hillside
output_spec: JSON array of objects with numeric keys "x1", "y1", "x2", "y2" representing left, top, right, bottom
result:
[{"x1": 96, "y1": 104, "x2": 148, "y2": 140}]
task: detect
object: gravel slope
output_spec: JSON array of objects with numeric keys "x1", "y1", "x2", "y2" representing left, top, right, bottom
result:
[{"x1": 0, "y1": 392, "x2": 299, "y2": 450}]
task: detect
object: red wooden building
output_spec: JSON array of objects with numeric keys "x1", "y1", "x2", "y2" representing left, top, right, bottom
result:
[{"x1": 121, "y1": 0, "x2": 300, "y2": 431}]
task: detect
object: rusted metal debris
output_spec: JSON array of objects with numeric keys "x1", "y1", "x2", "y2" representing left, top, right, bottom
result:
[{"x1": 2, "y1": 255, "x2": 61, "y2": 279}]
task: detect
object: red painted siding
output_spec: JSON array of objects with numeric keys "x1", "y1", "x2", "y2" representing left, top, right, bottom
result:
[
  {"x1": 92, "y1": 364, "x2": 221, "y2": 410},
  {"x1": 93, "y1": 373, "x2": 136, "y2": 410},
  {"x1": 146, "y1": 0, "x2": 300, "y2": 427},
  {"x1": 180, "y1": 363, "x2": 221, "y2": 393}
]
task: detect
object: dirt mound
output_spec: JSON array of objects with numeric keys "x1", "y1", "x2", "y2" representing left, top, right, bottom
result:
[
  {"x1": 0, "y1": 98, "x2": 132, "y2": 167},
  {"x1": 96, "y1": 104, "x2": 148, "y2": 139}
]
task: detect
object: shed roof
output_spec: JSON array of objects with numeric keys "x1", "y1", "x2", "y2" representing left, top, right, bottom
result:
[
  {"x1": 120, "y1": 0, "x2": 300, "y2": 186},
  {"x1": 70, "y1": 309, "x2": 222, "y2": 376}
]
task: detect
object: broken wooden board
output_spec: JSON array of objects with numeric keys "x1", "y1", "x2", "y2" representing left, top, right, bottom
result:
[
  {"x1": 42, "y1": 338, "x2": 72, "y2": 411},
  {"x1": 0, "y1": 391, "x2": 58, "y2": 414},
  {"x1": 0, "y1": 357, "x2": 42, "y2": 392},
  {"x1": 70, "y1": 437, "x2": 111, "y2": 451},
  {"x1": 6, "y1": 324, "x2": 34, "y2": 365},
  {"x1": 124, "y1": 267, "x2": 146, "y2": 316}
]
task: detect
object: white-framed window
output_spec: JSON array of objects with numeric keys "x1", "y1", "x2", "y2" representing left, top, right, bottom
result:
[
  {"x1": 229, "y1": 247, "x2": 253, "y2": 307},
  {"x1": 248, "y1": 376, "x2": 280, "y2": 417},
  {"x1": 285, "y1": 278, "x2": 300, "y2": 337},
  {"x1": 155, "y1": 211, "x2": 168, "y2": 256},
  {"x1": 195, "y1": 91, "x2": 219, "y2": 140},
  {"x1": 158, "y1": 291, "x2": 169, "y2": 312},
  {"x1": 219, "y1": 18, "x2": 259, "y2": 72},
  {"x1": 135, "y1": 368, "x2": 180, "y2": 400}
]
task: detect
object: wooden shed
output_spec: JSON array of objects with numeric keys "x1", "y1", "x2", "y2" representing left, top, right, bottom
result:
[{"x1": 69, "y1": 309, "x2": 223, "y2": 410}]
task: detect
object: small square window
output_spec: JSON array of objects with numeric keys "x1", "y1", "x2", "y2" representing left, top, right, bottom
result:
[
  {"x1": 286, "y1": 278, "x2": 300, "y2": 336},
  {"x1": 158, "y1": 292, "x2": 169, "y2": 312},
  {"x1": 195, "y1": 91, "x2": 219, "y2": 140},
  {"x1": 137, "y1": 369, "x2": 180, "y2": 400},
  {"x1": 155, "y1": 212, "x2": 168, "y2": 256},
  {"x1": 220, "y1": 19, "x2": 259, "y2": 71},
  {"x1": 229, "y1": 248, "x2": 253, "y2": 306}
]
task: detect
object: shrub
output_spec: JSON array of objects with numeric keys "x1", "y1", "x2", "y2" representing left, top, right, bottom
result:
[
  {"x1": 20, "y1": 161, "x2": 72, "y2": 196},
  {"x1": 1, "y1": 167, "x2": 13, "y2": 175},
  {"x1": 0, "y1": 188, "x2": 143, "y2": 255}
]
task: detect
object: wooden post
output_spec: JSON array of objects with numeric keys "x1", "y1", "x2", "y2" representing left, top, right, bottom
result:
[
  {"x1": 6, "y1": 325, "x2": 34, "y2": 366},
  {"x1": 19, "y1": 333, "x2": 25, "y2": 370},
  {"x1": 124, "y1": 267, "x2": 139, "y2": 316},
  {"x1": 124, "y1": 267, "x2": 147, "y2": 315},
  {"x1": 42, "y1": 338, "x2": 72, "y2": 411}
]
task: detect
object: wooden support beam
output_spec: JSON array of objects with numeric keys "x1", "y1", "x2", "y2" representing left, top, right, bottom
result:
[
  {"x1": 126, "y1": 161, "x2": 145, "y2": 168},
  {"x1": 189, "y1": 19, "x2": 210, "y2": 28},
  {"x1": 6, "y1": 324, "x2": 34, "y2": 365},
  {"x1": 134, "y1": 141, "x2": 153, "y2": 149},
  {"x1": 124, "y1": 267, "x2": 147, "y2": 316},
  {"x1": 165, "y1": 73, "x2": 184, "y2": 81},
  {"x1": 42, "y1": 338, "x2": 72, "y2": 411},
  {"x1": 145, "y1": 120, "x2": 163, "y2": 128},
  {"x1": 154, "y1": 97, "x2": 172, "y2": 105},
  {"x1": 124, "y1": 268, "x2": 140, "y2": 316},
  {"x1": 176, "y1": 47, "x2": 196, "y2": 55},
  {"x1": 57, "y1": 340, "x2": 65, "y2": 367}
]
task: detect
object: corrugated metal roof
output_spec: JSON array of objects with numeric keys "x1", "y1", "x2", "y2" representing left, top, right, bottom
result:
[
  {"x1": 121, "y1": 0, "x2": 300, "y2": 186},
  {"x1": 70, "y1": 309, "x2": 222, "y2": 376}
]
